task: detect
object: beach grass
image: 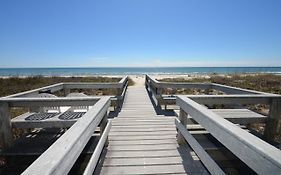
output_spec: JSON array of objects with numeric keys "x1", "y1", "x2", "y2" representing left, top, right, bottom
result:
[
  {"x1": 158, "y1": 73, "x2": 281, "y2": 94},
  {"x1": 0, "y1": 76, "x2": 123, "y2": 97},
  {"x1": 158, "y1": 73, "x2": 281, "y2": 142}
]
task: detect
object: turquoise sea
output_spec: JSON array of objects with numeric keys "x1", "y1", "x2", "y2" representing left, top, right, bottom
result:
[{"x1": 0, "y1": 67, "x2": 281, "y2": 76}]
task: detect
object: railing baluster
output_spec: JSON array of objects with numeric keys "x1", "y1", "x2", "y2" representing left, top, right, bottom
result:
[{"x1": 0, "y1": 102, "x2": 12, "y2": 149}]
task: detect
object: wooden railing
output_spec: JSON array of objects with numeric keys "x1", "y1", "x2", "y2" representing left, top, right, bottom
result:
[
  {"x1": 0, "y1": 77, "x2": 128, "y2": 174},
  {"x1": 176, "y1": 95, "x2": 281, "y2": 174},
  {"x1": 145, "y1": 74, "x2": 281, "y2": 141},
  {"x1": 5, "y1": 76, "x2": 128, "y2": 109},
  {"x1": 20, "y1": 96, "x2": 111, "y2": 175},
  {"x1": 145, "y1": 74, "x2": 275, "y2": 107}
]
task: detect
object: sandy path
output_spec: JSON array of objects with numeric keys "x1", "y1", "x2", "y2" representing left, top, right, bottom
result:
[{"x1": 129, "y1": 75, "x2": 145, "y2": 87}]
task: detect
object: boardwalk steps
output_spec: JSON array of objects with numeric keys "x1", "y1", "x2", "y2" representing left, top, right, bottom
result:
[{"x1": 96, "y1": 87, "x2": 208, "y2": 174}]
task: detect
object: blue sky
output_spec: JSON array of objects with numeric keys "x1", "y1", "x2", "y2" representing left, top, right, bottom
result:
[{"x1": 0, "y1": 0, "x2": 280, "y2": 67}]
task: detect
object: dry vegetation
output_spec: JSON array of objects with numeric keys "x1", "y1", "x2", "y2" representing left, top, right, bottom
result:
[
  {"x1": 158, "y1": 73, "x2": 281, "y2": 94},
  {"x1": 158, "y1": 73, "x2": 281, "y2": 142},
  {"x1": 0, "y1": 76, "x2": 122, "y2": 97}
]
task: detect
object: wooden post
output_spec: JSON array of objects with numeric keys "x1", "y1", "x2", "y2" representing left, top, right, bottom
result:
[
  {"x1": 64, "y1": 88, "x2": 70, "y2": 96},
  {"x1": 264, "y1": 99, "x2": 281, "y2": 141},
  {"x1": 177, "y1": 108, "x2": 188, "y2": 145},
  {"x1": 156, "y1": 88, "x2": 164, "y2": 108},
  {"x1": 145, "y1": 76, "x2": 148, "y2": 89},
  {"x1": 100, "y1": 113, "x2": 108, "y2": 146},
  {"x1": 156, "y1": 87, "x2": 163, "y2": 95},
  {"x1": 117, "y1": 88, "x2": 122, "y2": 110},
  {"x1": 0, "y1": 102, "x2": 12, "y2": 149}
]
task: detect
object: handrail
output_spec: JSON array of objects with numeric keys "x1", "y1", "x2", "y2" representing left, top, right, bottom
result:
[
  {"x1": 146, "y1": 74, "x2": 273, "y2": 95},
  {"x1": 176, "y1": 95, "x2": 281, "y2": 174},
  {"x1": 175, "y1": 118, "x2": 225, "y2": 175},
  {"x1": 0, "y1": 96, "x2": 101, "y2": 107},
  {"x1": 145, "y1": 74, "x2": 279, "y2": 112},
  {"x1": 4, "y1": 76, "x2": 128, "y2": 98},
  {"x1": 5, "y1": 83, "x2": 64, "y2": 98},
  {"x1": 21, "y1": 96, "x2": 111, "y2": 175},
  {"x1": 83, "y1": 120, "x2": 111, "y2": 175},
  {"x1": 179, "y1": 94, "x2": 280, "y2": 105}
]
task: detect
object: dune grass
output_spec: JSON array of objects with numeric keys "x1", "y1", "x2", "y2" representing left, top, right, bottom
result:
[
  {"x1": 0, "y1": 76, "x2": 123, "y2": 97},
  {"x1": 158, "y1": 73, "x2": 281, "y2": 94},
  {"x1": 158, "y1": 73, "x2": 281, "y2": 142}
]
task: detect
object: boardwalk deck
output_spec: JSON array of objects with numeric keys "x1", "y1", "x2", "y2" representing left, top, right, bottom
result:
[
  {"x1": 1, "y1": 75, "x2": 280, "y2": 174},
  {"x1": 96, "y1": 87, "x2": 209, "y2": 174}
]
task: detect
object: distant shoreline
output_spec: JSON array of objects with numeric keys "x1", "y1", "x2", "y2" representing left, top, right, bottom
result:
[
  {"x1": 0, "y1": 72, "x2": 281, "y2": 78},
  {"x1": 0, "y1": 67, "x2": 281, "y2": 77}
]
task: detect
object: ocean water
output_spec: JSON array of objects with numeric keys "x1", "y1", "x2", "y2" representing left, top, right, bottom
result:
[{"x1": 0, "y1": 67, "x2": 280, "y2": 76}]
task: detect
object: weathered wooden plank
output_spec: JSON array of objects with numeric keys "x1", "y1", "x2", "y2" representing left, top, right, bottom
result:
[
  {"x1": 110, "y1": 128, "x2": 176, "y2": 132},
  {"x1": 108, "y1": 134, "x2": 176, "y2": 141},
  {"x1": 83, "y1": 121, "x2": 111, "y2": 175},
  {"x1": 0, "y1": 102, "x2": 12, "y2": 148},
  {"x1": 111, "y1": 125, "x2": 176, "y2": 129},
  {"x1": 212, "y1": 109, "x2": 267, "y2": 124},
  {"x1": 11, "y1": 110, "x2": 90, "y2": 128},
  {"x1": 264, "y1": 98, "x2": 281, "y2": 141},
  {"x1": 103, "y1": 156, "x2": 185, "y2": 166},
  {"x1": 0, "y1": 97, "x2": 101, "y2": 107},
  {"x1": 109, "y1": 139, "x2": 178, "y2": 145},
  {"x1": 63, "y1": 82, "x2": 120, "y2": 89},
  {"x1": 176, "y1": 118, "x2": 225, "y2": 175},
  {"x1": 112, "y1": 123, "x2": 175, "y2": 126},
  {"x1": 113, "y1": 118, "x2": 173, "y2": 122},
  {"x1": 146, "y1": 74, "x2": 211, "y2": 89},
  {"x1": 146, "y1": 74, "x2": 275, "y2": 96},
  {"x1": 100, "y1": 164, "x2": 207, "y2": 174},
  {"x1": 22, "y1": 97, "x2": 111, "y2": 175},
  {"x1": 162, "y1": 94, "x2": 280, "y2": 106},
  {"x1": 12, "y1": 118, "x2": 75, "y2": 128},
  {"x1": 211, "y1": 83, "x2": 271, "y2": 95},
  {"x1": 100, "y1": 86, "x2": 209, "y2": 174},
  {"x1": 5, "y1": 83, "x2": 64, "y2": 98},
  {"x1": 105, "y1": 150, "x2": 181, "y2": 158},
  {"x1": 186, "y1": 124, "x2": 247, "y2": 130},
  {"x1": 112, "y1": 121, "x2": 175, "y2": 125},
  {"x1": 109, "y1": 131, "x2": 176, "y2": 136},
  {"x1": 62, "y1": 76, "x2": 128, "y2": 90},
  {"x1": 113, "y1": 118, "x2": 175, "y2": 121},
  {"x1": 107, "y1": 144, "x2": 178, "y2": 151},
  {"x1": 178, "y1": 94, "x2": 280, "y2": 105},
  {"x1": 177, "y1": 96, "x2": 281, "y2": 174},
  {"x1": 177, "y1": 108, "x2": 188, "y2": 145}
]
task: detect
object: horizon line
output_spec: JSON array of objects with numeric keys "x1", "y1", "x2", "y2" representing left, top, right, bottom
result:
[{"x1": 1, "y1": 66, "x2": 281, "y2": 69}]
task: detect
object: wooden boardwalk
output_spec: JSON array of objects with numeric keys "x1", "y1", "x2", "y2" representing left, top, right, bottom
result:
[
  {"x1": 97, "y1": 87, "x2": 209, "y2": 174},
  {"x1": 1, "y1": 76, "x2": 281, "y2": 174}
]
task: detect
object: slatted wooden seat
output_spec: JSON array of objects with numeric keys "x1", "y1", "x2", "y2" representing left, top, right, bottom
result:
[
  {"x1": 211, "y1": 108, "x2": 267, "y2": 124},
  {"x1": 25, "y1": 112, "x2": 58, "y2": 121},
  {"x1": 58, "y1": 111, "x2": 86, "y2": 120}
]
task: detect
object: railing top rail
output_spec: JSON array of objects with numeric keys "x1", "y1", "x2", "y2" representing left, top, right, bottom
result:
[
  {"x1": 176, "y1": 94, "x2": 281, "y2": 105},
  {"x1": 146, "y1": 74, "x2": 277, "y2": 96},
  {"x1": 211, "y1": 83, "x2": 274, "y2": 95},
  {"x1": 5, "y1": 83, "x2": 64, "y2": 98},
  {"x1": 176, "y1": 95, "x2": 281, "y2": 174},
  {"x1": 21, "y1": 96, "x2": 111, "y2": 175},
  {"x1": 3, "y1": 76, "x2": 128, "y2": 98},
  {"x1": 0, "y1": 96, "x2": 104, "y2": 107}
]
